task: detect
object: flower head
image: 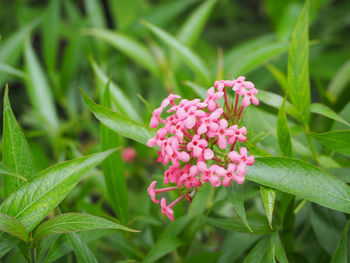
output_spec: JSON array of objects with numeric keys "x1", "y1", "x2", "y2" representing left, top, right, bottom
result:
[{"x1": 146, "y1": 77, "x2": 258, "y2": 220}]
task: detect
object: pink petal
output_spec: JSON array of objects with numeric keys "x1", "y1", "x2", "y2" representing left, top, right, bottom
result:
[
  {"x1": 228, "y1": 151, "x2": 240, "y2": 163},
  {"x1": 204, "y1": 148, "x2": 214, "y2": 160}
]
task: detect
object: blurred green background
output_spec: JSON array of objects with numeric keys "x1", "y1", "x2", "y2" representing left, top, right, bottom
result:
[{"x1": 1, "y1": 0, "x2": 350, "y2": 262}]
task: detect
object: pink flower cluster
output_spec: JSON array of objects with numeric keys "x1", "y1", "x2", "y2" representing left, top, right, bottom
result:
[{"x1": 147, "y1": 77, "x2": 258, "y2": 220}]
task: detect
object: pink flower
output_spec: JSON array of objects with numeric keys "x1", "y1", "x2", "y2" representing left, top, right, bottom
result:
[
  {"x1": 122, "y1": 147, "x2": 136, "y2": 162},
  {"x1": 146, "y1": 127, "x2": 168, "y2": 147},
  {"x1": 228, "y1": 147, "x2": 255, "y2": 176},
  {"x1": 150, "y1": 107, "x2": 163, "y2": 128},
  {"x1": 160, "y1": 198, "x2": 174, "y2": 220},
  {"x1": 160, "y1": 195, "x2": 185, "y2": 221},
  {"x1": 227, "y1": 125, "x2": 247, "y2": 145},
  {"x1": 241, "y1": 88, "x2": 259, "y2": 107},
  {"x1": 197, "y1": 108, "x2": 222, "y2": 135},
  {"x1": 204, "y1": 87, "x2": 224, "y2": 111},
  {"x1": 216, "y1": 119, "x2": 230, "y2": 149},
  {"x1": 146, "y1": 78, "x2": 259, "y2": 220},
  {"x1": 187, "y1": 135, "x2": 214, "y2": 160},
  {"x1": 232, "y1": 76, "x2": 246, "y2": 94},
  {"x1": 148, "y1": 181, "x2": 159, "y2": 204},
  {"x1": 161, "y1": 94, "x2": 181, "y2": 108}
]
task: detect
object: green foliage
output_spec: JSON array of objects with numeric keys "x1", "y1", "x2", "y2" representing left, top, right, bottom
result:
[{"x1": 1, "y1": 0, "x2": 350, "y2": 261}]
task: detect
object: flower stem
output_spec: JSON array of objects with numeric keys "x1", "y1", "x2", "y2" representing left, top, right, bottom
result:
[
  {"x1": 169, "y1": 194, "x2": 185, "y2": 208},
  {"x1": 223, "y1": 88, "x2": 231, "y2": 113}
]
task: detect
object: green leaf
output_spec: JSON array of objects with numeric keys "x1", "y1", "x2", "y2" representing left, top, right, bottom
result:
[
  {"x1": 0, "y1": 149, "x2": 116, "y2": 231},
  {"x1": 243, "y1": 237, "x2": 271, "y2": 263},
  {"x1": 271, "y1": 231, "x2": 289, "y2": 263},
  {"x1": 228, "y1": 41, "x2": 289, "y2": 77},
  {"x1": 225, "y1": 184, "x2": 252, "y2": 232},
  {"x1": 33, "y1": 213, "x2": 137, "y2": 241},
  {"x1": 0, "y1": 163, "x2": 27, "y2": 182},
  {"x1": 265, "y1": 63, "x2": 289, "y2": 93},
  {"x1": 330, "y1": 221, "x2": 349, "y2": 263},
  {"x1": 257, "y1": 90, "x2": 298, "y2": 118},
  {"x1": 277, "y1": 98, "x2": 293, "y2": 156},
  {"x1": 25, "y1": 37, "x2": 59, "y2": 132},
  {"x1": 83, "y1": 28, "x2": 159, "y2": 76},
  {"x1": 143, "y1": 237, "x2": 184, "y2": 263},
  {"x1": 260, "y1": 186, "x2": 276, "y2": 229},
  {"x1": 206, "y1": 214, "x2": 272, "y2": 234},
  {"x1": 310, "y1": 103, "x2": 350, "y2": 128},
  {"x1": 42, "y1": 230, "x2": 114, "y2": 263},
  {"x1": 0, "y1": 63, "x2": 29, "y2": 80},
  {"x1": 327, "y1": 59, "x2": 350, "y2": 102},
  {"x1": 184, "y1": 252, "x2": 223, "y2": 263},
  {"x1": 89, "y1": 56, "x2": 141, "y2": 122},
  {"x1": 67, "y1": 232, "x2": 99, "y2": 263},
  {"x1": 287, "y1": 0, "x2": 310, "y2": 124},
  {"x1": 309, "y1": 130, "x2": 350, "y2": 157},
  {"x1": 246, "y1": 157, "x2": 350, "y2": 214},
  {"x1": 0, "y1": 234, "x2": 19, "y2": 258},
  {"x1": 177, "y1": 0, "x2": 217, "y2": 47},
  {"x1": 2, "y1": 87, "x2": 36, "y2": 198},
  {"x1": 0, "y1": 213, "x2": 28, "y2": 242},
  {"x1": 219, "y1": 232, "x2": 262, "y2": 263},
  {"x1": 42, "y1": 0, "x2": 60, "y2": 71},
  {"x1": 0, "y1": 16, "x2": 42, "y2": 68},
  {"x1": 310, "y1": 205, "x2": 346, "y2": 255},
  {"x1": 143, "y1": 21, "x2": 211, "y2": 84},
  {"x1": 100, "y1": 85, "x2": 129, "y2": 223},
  {"x1": 80, "y1": 89, "x2": 155, "y2": 145}
]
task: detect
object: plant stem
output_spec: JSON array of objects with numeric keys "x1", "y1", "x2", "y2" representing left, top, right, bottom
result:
[
  {"x1": 30, "y1": 248, "x2": 36, "y2": 263},
  {"x1": 304, "y1": 124, "x2": 318, "y2": 164}
]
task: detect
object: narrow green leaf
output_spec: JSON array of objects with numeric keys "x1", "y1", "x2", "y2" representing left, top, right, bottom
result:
[
  {"x1": 143, "y1": 21, "x2": 211, "y2": 84},
  {"x1": 0, "y1": 163, "x2": 27, "y2": 181},
  {"x1": 83, "y1": 28, "x2": 159, "y2": 76},
  {"x1": 0, "y1": 213, "x2": 28, "y2": 242},
  {"x1": 100, "y1": 85, "x2": 129, "y2": 223},
  {"x1": 80, "y1": 89, "x2": 155, "y2": 145},
  {"x1": 177, "y1": 0, "x2": 217, "y2": 46},
  {"x1": 271, "y1": 231, "x2": 289, "y2": 263},
  {"x1": 67, "y1": 233, "x2": 99, "y2": 263},
  {"x1": 0, "y1": 234, "x2": 18, "y2": 258},
  {"x1": 206, "y1": 214, "x2": 272, "y2": 234},
  {"x1": 0, "y1": 63, "x2": 29, "y2": 80},
  {"x1": 184, "y1": 252, "x2": 223, "y2": 263},
  {"x1": 310, "y1": 103, "x2": 350, "y2": 128},
  {"x1": 228, "y1": 41, "x2": 289, "y2": 77},
  {"x1": 33, "y1": 213, "x2": 137, "y2": 241},
  {"x1": 0, "y1": 149, "x2": 116, "y2": 231},
  {"x1": 89, "y1": 56, "x2": 141, "y2": 122},
  {"x1": 25, "y1": 37, "x2": 59, "y2": 132},
  {"x1": 143, "y1": 237, "x2": 183, "y2": 263},
  {"x1": 310, "y1": 130, "x2": 350, "y2": 157},
  {"x1": 42, "y1": 0, "x2": 60, "y2": 71},
  {"x1": 42, "y1": 230, "x2": 113, "y2": 263},
  {"x1": 277, "y1": 98, "x2": 293, "y2": 156},
  {"x1": 287, "y1": 0, "x2": 310, "y2": 124},
  {"x1": 226, "y1": 184, "x2": 252, "y2": 232},
  {"x1": 219, "y1": 232, "x2": 262, "y2": 263},
  {"x1": 327, "y1": 59, "x2": 350, "y2": 102},
  {"x1": 260, "y1": 186, "x2": 276, "y2": 229},
  {"x1": 246, "y1": 157, "x2": 350, "y2": 214},
  {"x1": 310, "y1": 205, "x2": 346, "y2": 255},
  {"x1": 265, "y1": 63, "x2": 289, "y2": 92},
  {"x1": 330, "y1": 221, "x2": 349, "y2": 263},
  {"x1": 2, "y1": 87, "x2": 36, "y2": 197},
  {"x1": 243, "y1": 237, "x2": 271, "y2": 263},
  {"x1": 0, "y1": 16, "x2": 42, "y2": 65}
]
